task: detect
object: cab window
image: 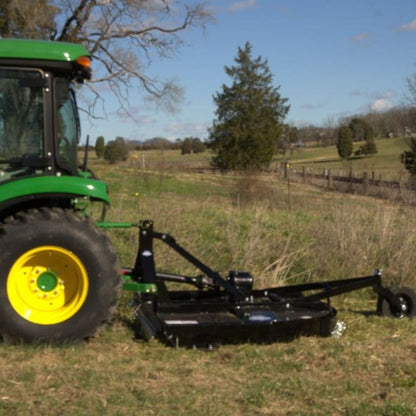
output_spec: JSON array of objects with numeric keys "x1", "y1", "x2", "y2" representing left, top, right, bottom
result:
[
  {"x1": 55, "y1": 79, "x2": 80, "y2": 174},
  {"x1": 0, "y1": 69, "x2": 44, "y2": 180}
]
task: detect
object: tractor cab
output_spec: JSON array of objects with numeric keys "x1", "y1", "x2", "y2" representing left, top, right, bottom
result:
[
  {"x1": 0, "y1": 39, "x2": 90, "y2": 181},
  {"x1": 0, "y1": 39, "x2": 119, "y2": 344},
  {"x1": 0, "y1": 39, "x2": 108, "y2": 219}
]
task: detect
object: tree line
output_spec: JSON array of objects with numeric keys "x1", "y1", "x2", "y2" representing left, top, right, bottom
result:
[{"x1": 93, "y1": 136, "x2": 207, "y2": 164}]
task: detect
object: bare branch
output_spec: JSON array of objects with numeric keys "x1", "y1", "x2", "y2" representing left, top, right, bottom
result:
[
  {"x1": 51, "y1": 0, "x2": 213, "y2": 116},
  {"x1": 405, "y1": 73, "x2": 416, "y2": 107},
  {"x1": 0, "y1": 0, "x2": 213, "y2": 116}
]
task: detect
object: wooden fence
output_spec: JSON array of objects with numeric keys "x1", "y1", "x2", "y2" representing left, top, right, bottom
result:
[{"x1": 284, "y1": 165, "x2": 414, "y2": 200}]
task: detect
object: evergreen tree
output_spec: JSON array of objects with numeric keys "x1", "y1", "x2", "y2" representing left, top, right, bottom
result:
[
  {"x1": 401, "y1": 138, "x2": 416, "y2": 175},
  {"x1": 208, "y1": 42, "x2": 289, "y2": 170},
  {"x1": 337, "y1": 126, "x2": 353, "y2": 159},
  {"x1": 95, "y1": 136, "x2": 105, "y2": 159}
]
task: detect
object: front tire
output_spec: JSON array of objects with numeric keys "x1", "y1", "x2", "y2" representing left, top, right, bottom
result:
[{"x1": 0, "y1": 208, "x2": 121, "y2": 343}]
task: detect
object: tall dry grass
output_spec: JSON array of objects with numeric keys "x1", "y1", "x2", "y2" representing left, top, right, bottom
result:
[
  {"x1": 2, "y1": 160, "x2": 416, "y2": 416},
  {"x1": 96, "y1": 164, "x2": 416, "y2": 290},
  {"x1": 308, "y1": 201, "x2": 416, "y2": 285}
]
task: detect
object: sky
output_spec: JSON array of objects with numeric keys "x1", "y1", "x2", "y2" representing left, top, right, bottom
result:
[{"x1": 80, "y1": 0, "x2": 416, "y2": 144}]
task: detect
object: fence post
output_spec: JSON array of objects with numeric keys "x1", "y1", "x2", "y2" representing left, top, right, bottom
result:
[
  {"x1": 286, "y1": 164, "x2": 292, "y2": 213},
  {"x1": 363, "y1": 171, "x2": 368, "y2": 195},
  {"x1": 302, "y1": 166, "x2": 306, "y2": 183},
  {"x1": 327, "y1": 169, "x2": 333, "y2": 190},
  {"x1": 348, "y1": 168, "x2": 353, "y2": 192}
]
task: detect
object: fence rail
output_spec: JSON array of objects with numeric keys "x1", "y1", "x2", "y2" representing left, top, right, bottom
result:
[{"x1": 286, "y1": 165, "x2": 414, "y2": 199}]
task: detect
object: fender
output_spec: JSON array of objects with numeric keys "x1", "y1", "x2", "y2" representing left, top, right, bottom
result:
[{"x1": 0, "y1": 175, "x2": 110, "y2": 209}]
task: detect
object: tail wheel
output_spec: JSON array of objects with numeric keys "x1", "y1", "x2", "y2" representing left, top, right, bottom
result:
[
  {"x1": 377, "y1": 286, "x2": 416, "y2": 319},
  {"x1": 0, "y1": 208, "x2": 120, "y2": 343}
]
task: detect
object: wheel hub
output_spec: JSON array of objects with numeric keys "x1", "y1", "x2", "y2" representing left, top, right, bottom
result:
[
  {"x1": 37, "y1": 271, "x2": 59, "y2": 292},
  {"x1": 28, "y1": 268, "x2": 64, "y2": 301}
]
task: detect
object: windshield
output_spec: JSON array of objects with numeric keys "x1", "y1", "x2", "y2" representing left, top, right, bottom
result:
[
  {"x1": 0, "y1": 69, "x2": 45, "y2": 181},
  {"x1": 55, "y1": 79, "x2": 80, "y2": 174}
]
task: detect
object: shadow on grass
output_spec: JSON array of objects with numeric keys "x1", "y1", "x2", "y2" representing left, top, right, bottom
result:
[{"x1": 343, "y1": 308, "x2": 377, "y2": 318}]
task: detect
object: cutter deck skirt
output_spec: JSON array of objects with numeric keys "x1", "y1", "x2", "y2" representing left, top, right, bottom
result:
[{"x1": 138, "y1": 291, "x2": 337, "y2": 347}]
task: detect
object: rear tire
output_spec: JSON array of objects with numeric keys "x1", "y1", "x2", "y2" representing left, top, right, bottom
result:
[
  {"x1": 0, "y1": 208, "x2": 121, "y2": 343},
  {"x1": 377, "y1": 286, "x2": 416, "y2": 319}
]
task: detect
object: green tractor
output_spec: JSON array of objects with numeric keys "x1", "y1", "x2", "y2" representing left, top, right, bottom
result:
[
  {"x1": 0, "y1": 39, "x2": 120, "y2": 343},
  {"x1": 0, "y1": 38, "x2": 414, "y2": 347}
]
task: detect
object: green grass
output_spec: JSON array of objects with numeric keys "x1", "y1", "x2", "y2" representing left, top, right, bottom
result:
[
  {"x1": 1, "y1": 314, "x2": 415, "y2": 416},
  {"x1": 2, "y1": 147, "x2": 416, "y2": 415},
  {"x1": 286, "y1": 137, "x2": 409, "y2": 180}
]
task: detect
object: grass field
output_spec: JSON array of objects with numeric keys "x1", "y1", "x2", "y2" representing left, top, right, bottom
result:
[
  {"x1": 1, "y1": 142, "x2": 416, "y2": 415},
  {"x1": 110, "y1": 136, "x2": 410, "y2": 180},
  {"x1": 284, "y1": 137, "x2": 409, "y2": 180}
]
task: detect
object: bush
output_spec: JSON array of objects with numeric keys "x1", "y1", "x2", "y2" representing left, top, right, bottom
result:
[
  {"x1": 104, "y1": 137, "x2": 129, "y2": 164},
  {"x1": 181, "y1": 137, "x2": 206, "y2": 155},
  {"x1": 360, "y1": 139, "x2": 377, "y2": 156}
]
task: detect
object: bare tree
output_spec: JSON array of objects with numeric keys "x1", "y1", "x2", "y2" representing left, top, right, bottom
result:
[
  {"x1": 0, "y1": 0, "x2": 213, "y2": 116},
  {"x1": 405, "y1": 72, "x2": 416, "y2": 107},
  {"x1": 0, "y1": 0, "x2": 57, "y2": 39},
  {"x1": 321, "y1": 115, "x2": 338, "y2": 146}
]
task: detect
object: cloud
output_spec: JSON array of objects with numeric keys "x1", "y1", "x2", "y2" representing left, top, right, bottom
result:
[
  {"x1": 349, "y1": 89, "x2": 395, "y2": 112},
  {"x1": 135, "y1": 115, "x2": 157, "y2": 124},
  {"x1": 381, "y1": 90, "x2": 393, "y2": 99},
  {"x1": 228, "y1": 0, "x2": 256, "y2": 12},
  {"x1": 164, "y1": 122, "x2": 209, "y2": 138},
  {"x1": 370, "y1": 98, "x2": 393, "y2": 112},
  {"x1": 351, "y1": 33, "x2": 371, "y2": 42},
  {"x1": 301, "y1": 103, "x2": 324, "y2": 110},
  {"x1": 367, "y1": 90, "x2": 395, "y2": 112},
  {"x1": 397, "y1": 19, "x2": 416, "y2": 31}
]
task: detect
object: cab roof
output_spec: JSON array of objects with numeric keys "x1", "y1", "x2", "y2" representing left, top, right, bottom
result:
[
  {"x1": 0, "y1": 38, "x2": 90, "y2": 62},
  {"x1": 0, "y1": 38, "x2": 91, "y2": 80}
]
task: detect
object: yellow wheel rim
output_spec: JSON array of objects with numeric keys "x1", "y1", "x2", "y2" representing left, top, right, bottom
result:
[{"x1": 7, "y1": 246, "x2": 89, "y2": 325}]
